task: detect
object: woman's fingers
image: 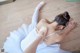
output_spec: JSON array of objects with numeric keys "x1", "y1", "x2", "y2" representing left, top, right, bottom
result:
[
  {"x1": 38, "y1": 26, "x2": 48, "y2": 39},
  {"x1": 67, "y1": 19, "x2": 77, "y2": 30},
  {"x1": 39, "y1": 27, "x2": 47, "y2": 35},
  {"x1": 69, "y1": 18, "x2": 73, "y2": 21}
]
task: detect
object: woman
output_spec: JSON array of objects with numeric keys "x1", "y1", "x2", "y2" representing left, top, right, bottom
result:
[
  {"x1": 21, "y1": 1, "x2": 77, "y2": 53},
  {"x1": 3, "y1": 1, "x2": 77, "y2": 53}
]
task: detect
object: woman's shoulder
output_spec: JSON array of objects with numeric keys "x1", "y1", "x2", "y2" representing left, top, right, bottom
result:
[
  {"x1": 39, "y1": 19, "x2": 47, "y2": 22},
  {"x1": 37, "y1": 19, "x2": 47, "y2": 29},
  {"x1": 38, "y1": 18, "x2": 48, "y2": 25}
]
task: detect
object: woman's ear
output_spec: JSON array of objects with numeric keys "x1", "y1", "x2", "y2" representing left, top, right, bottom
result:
[{"x1": 58, "y1": 25, "x2": 65, "y2": 30}]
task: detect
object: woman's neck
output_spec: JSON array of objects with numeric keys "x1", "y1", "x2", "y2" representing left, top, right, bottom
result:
[
  {"x1": 47, "y1": 22, "x2": 58, "y2": 35},
  {"x1": 50, "y1": 22, "x2": 58, "y2": 30}
]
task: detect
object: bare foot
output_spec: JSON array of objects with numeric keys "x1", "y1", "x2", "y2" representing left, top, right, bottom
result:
[{"x1": 36, "y1": 1, "x2": 45, "y2": 10}]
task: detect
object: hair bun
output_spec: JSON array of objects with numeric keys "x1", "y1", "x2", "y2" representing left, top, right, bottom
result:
[{"x1": 63, "y1": 11, "x2": 70, "y2": 21}]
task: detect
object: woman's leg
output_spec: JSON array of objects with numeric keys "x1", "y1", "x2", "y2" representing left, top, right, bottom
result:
[{"x1": 28, "y1": 1, "x2": 45, "y2": 32}]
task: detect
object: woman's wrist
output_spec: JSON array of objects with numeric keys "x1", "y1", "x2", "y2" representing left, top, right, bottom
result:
[
  {"x1": 37, "y1": 26, "x2": 48, "y2": 40},
  {"x1": 37, "y1": 34, "x2": 46, "y2": 41}
]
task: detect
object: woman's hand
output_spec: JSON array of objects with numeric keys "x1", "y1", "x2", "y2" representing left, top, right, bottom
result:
[
  {"x1": 59, "y1": 18, "x2": 77, "y2": 43},
  {"x1": 66, "y1": 18, "x2": 77, "y2": 31},
  {"x1": 37, "y1": 26, "x2": 48, "y2": 40}
]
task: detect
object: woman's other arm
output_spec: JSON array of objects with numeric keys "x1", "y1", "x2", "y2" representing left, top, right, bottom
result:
[
  {"x1": 44, "y1": 19, "x2": 77, "y2": 45},
  {"x1": 59, "y1": 19, "x2": 77, "y2": 42},
  {"x1": 24, "y1": 27, "x2": 47, "y2": 53}
]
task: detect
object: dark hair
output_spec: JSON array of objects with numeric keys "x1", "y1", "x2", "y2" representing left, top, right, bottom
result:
[{"x1": 53, "y1": 11, "x2": 70, "y2": 26}]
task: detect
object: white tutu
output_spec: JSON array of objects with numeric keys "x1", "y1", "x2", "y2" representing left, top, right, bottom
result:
[{"x1": 3, "y1": 24, "x2": 28, "y2": 53}]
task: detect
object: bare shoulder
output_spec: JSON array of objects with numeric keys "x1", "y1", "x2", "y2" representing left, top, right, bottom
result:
[
  {"x1": 38, "y1": 19, "x2": 47, "y2": 25},
  {"x1": 36, "y1": 19, "x2": 47, "y2": 31},
  {"x1": 40, "y1": 19, "x2": 47, "y2": 22}
]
